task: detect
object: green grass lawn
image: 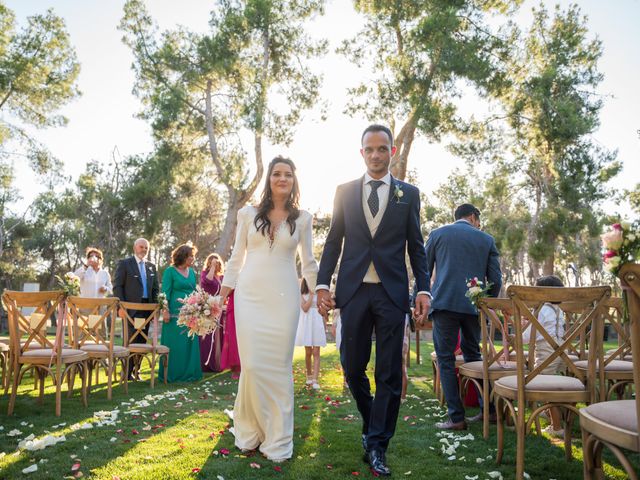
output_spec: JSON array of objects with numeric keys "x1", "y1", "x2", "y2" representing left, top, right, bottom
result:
[{"x1": 0, "y1": 342, "x2": 637, "y2": 479}]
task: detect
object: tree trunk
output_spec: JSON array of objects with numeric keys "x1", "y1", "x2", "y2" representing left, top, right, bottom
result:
[{"x1": 390, "y1": 115, "x2": 417, "y2": 181}]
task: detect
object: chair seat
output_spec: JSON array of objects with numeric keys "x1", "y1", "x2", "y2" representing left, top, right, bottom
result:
[
  {"x1": 494, "y1": 374, "x2": 586, "y2": 401},
  {"x1": 80, "y1": 344, "x2": 129, "y2": 357},
  {"x1": 574, "y1": 359, "x2": 634, "y2": 372},
  {"x1": 458, "y1": 360, "x2": 519, "y2": 379},
  {"x1": 580, "y1": 400, "x2": 639, "y2": 452},
  {"x1": 128, "y1": 344, "x2": 169, "y2": 354},
  {"x1": 20, "y1": 348, "x2": 88, "y2": 363}
]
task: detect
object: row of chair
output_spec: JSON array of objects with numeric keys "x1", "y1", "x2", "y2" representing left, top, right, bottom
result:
[
  {"x1": 429, "y1": 267, "x2": 638, "y2": 479},
  {"x1": 1, "y1": 291, "x2": 169, "y2": 416}
]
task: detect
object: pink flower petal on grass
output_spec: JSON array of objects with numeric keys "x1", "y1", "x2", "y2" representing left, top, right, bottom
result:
[
  {"x1": 249, "y1": 462, "x2": 261, "y2": 469},
  {"x1": 274, "y1": 465, "x2": 282, "y2": 472}
]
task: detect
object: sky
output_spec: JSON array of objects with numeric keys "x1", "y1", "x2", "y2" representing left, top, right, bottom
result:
[{"x1": 6, "y1": 0, "x2": 640, "y2": 217}]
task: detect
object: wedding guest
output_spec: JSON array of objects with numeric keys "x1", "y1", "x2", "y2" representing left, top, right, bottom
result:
[
  {"x1": 522, "y1": 275, "x2": 566, "y2": 437},
  {"x1": 219, "y1": 288, "x2": 240, "y2": 378},
  {"x1": 200, "y1": 253, "x2": 224, "y2": 372},
  {"x1": 425, "y1": 203, "x2": 502, "y2": 430},
  {"x1": 74, "y1": 247, "x2": 112, "y2": 298},
  {"x1": 159, "y1": 243, "x2": 202, "y2": 383},
  {"x1": 114, "y1": 237, "x2": 160, "y2": 380},
  {"x1": 295, "y1": 278, "x2": 326, "y2": 389}
]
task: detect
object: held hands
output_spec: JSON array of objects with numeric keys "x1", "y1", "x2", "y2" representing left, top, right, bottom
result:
[
  {"x1": 412, "y1": 293, "x2": 431, "y2": 326},
  {"x1": 316, "y1": 289, "x2": 335, "y2": 319}
]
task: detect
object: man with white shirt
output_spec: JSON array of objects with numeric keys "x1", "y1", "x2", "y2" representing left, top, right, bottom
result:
[
  {"x1": 113, "y1": 238, "x2": 159, "y2": 380},
  {"x1": 316, "y1": 124, "x2": 430, "y2": 476}
]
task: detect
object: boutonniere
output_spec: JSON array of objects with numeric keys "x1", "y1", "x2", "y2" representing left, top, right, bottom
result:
[{"x1": 393, "y1": 184, "x2": 404, "y2": 203}]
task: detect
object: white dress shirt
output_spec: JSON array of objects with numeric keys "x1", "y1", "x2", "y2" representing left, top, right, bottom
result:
[{"x1": 74, "y1": 266, "x2": 113, "y2": 298}]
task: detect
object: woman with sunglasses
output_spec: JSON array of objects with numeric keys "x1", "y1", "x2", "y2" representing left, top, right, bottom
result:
[{"x1": 74, "y1": 247, "x2": 113, "y2": 298}]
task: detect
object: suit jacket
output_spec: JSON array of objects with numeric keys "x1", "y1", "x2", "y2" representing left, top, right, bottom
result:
[
  {"x1": 425, "y1": 220, "x2": 502, "y2": 316},
  {"x1": 317, "y1": 175, "x2": 428, "y2": 313},
  {"x1": 113, "y1": 256, "x2": 159, "y2": 304}
]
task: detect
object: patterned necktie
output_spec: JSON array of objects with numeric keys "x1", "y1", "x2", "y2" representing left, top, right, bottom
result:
[
  {"x1": 367, "y1": 180, "x2": 384, "y2": 217},
  {"x1": 139, "y1": 261, "x2": 148, "y2": 298}
]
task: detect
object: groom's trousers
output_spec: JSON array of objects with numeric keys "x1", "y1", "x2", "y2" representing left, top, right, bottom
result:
[{"x1": 340, "y1": 283, "x2": 406, "y2": 452}]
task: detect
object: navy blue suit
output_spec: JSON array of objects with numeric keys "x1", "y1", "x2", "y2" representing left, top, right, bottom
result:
[
  {"x1": 318, "y1": 175, "x2": 428, "y2": 452},
  {"x1": 425, "y1": 219, "x2": 502, "y2": 423}
]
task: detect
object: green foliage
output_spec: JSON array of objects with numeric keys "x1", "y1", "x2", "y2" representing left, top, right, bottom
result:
[
  {"x1": 119, "y1": 0, "x2": 327, "y2": 258},
  {"x1": 341, "y1": 0, "x2": 521, "y2": 179}
]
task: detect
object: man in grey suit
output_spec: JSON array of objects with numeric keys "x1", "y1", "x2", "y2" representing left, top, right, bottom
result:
[{"x1": 425, "y1": 203, "x2": 502, "y2": 430}]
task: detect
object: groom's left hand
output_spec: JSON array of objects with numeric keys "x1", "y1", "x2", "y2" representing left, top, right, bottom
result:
[{"x1": 413, "y1": 294, "x2": 430, "y2": 325}]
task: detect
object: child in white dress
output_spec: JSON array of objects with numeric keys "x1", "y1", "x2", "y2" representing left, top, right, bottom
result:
[{"x1": 295, "y1": 278, "x2": 326, "y2": 389}]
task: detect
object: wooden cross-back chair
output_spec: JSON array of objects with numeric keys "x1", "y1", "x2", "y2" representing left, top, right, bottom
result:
[
  {"x1": 458, "y1": 297, "x2": 520, "y2": 440},
  {"x1": 568, "y1": 296, "x2": 634, "y2": 400},
  {"x1": 66, "y1": 296, "x2": 129, "y2": 399},
  {"x1": 2, "y1": 290, "x2": 88, "y2": 416},
  {"x1": 580, "y1": 264, "x2": 640, "y2": 480},
  {"x1": 120, "y1": 301, "x2": 168, "y2": 388},
  {"x1": 493, "y1": 285, "x2": 610, "y2": 480}
]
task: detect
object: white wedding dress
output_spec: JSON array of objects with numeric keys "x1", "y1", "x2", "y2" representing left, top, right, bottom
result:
[{"x1": 222, "y1": 206, "x2": 318, "y2": 460}]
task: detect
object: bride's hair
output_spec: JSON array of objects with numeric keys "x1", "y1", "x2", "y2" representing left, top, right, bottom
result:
[{"x1": 254, "y1": 156, "x2": 300, "y2": 237}]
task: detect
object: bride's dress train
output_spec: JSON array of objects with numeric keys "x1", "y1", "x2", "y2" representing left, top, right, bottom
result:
[{"x1": 221, "y1": 206, "x2": 317, "y2": 460}]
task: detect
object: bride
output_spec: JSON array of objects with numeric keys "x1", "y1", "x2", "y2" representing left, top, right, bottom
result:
[{"x1": 219, "y1": 156, "x2": 318, "y2": 461}]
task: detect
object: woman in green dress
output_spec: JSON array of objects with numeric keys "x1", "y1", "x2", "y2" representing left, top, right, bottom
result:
[{"x1": 159, "y1": 243, "x2": 202, "y2": 382}]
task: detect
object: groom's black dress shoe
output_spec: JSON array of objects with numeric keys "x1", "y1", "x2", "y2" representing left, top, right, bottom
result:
[{"x1": 368, "y1": 449, "x2": 391, "y2": 476}]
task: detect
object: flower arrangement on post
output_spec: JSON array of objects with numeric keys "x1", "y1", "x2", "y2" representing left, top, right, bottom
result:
[
  {"x1": 465, "y1": 277, "x2": 493, "y2": 308},
  {"x1": 601, "y1": 220, "x2": 640, "y2": 322},
  {"x1": 176, "y1": 286, "x2": 222, "y2": 338},
  {"x1": 55, "y1": 272, "x2": 81, "y2": 297}
]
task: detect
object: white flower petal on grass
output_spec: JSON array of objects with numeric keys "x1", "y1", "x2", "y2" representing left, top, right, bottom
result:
[
  {"x1": 404, "y1": 472, "x2": 412, "y2": 475},
  {"x1": 465, "y1": 476, "x2": 479, "y2": 480},
  {"x1": 447, "y1": 455, "x2": 456, "y2": 460},
  {"x1": 487, "y1": 472, "x2": 503, "y2": 480},
  {"x1": 7, "y1": 429, "x2": 22, "y2": 437},
  {"x1": 523, "y1": 474, "x2": 530, "y2": 479},
  {"x1": 476, "y1": 458, "x2": 484, "y2": 463},
  {"x1": 110, "y1": 437, "x2": 117, "y2": 443},
  {"x1": 22, "y1": 464, "x2": 38, "y2": 474}
]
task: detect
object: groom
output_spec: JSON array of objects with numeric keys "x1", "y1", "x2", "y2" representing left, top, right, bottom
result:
[{"x1": 317, "y1": 124, "x2": 430, "y2": 476}]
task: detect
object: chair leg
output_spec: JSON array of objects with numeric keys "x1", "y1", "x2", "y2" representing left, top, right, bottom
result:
[
  {"x1": 81, "y1": 361, "x2": 88, "y2": 408},
  {"x1": 67, "y1": 364, "x2": 77, "y2": 398},
  {"x1": 415, "y1": 330, "x2": 421, "y2": 364},
  {"x1": 38, "y1": 368, "x2": 45, "y2": 404},
  {"x1": 516, "y1": 402, "x2": 526, "y2": 480},
  {"x1": 106, "y1": 358, "x2": 113, "y2": 400},
  {"x1": 164, "y1": 354, "x2": 169, "y2": 385},
  {"x1": 496, "y1": 395, "x2": 504, "y2": 465},
  {"x1": 150, "y1": 354, "x2": 156, "y2": 389},
  {"x1": 55, "y1": 369, "x2": 63, "y2": 417},
  {"x1": 123, "y1": 357, "x2": 129, "y2": 394},
  {"x1": 564, "y1": 408, "x2": 574, "y2": 461},
  {"x1": 8, "y1": 362, "x2": 21, "y2": 415},
  {"x1": 482, "y1": 380, "x2": 490, "y2": 440}
]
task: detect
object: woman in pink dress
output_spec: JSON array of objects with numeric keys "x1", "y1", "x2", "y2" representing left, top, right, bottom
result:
[
  {"x1": 199, "y1": 253, "x2": 225, "y2": 372},
  {"x1": 220, "y1": 291, "x2": 241, "y2": 377}
]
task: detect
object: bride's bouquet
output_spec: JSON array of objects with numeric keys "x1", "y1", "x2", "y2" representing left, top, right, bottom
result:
[
  {"x1": 56, "y1": 272, "x2": 81, "y2": 297},
  {"x1": 176, "y1": 286, "x2": 222, "y2": 338}
]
